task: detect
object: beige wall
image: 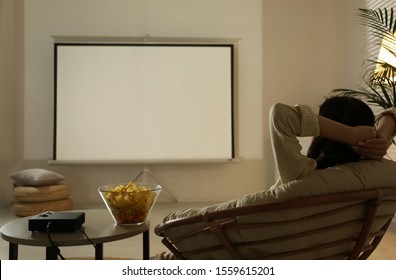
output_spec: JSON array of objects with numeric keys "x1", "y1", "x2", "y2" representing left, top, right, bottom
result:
[
  {"x1": 0, "y1": 0, "x2": 23, "y2": 205},
  {"x1": 0, "y1": 0, "x2": 367, "y2": 206}
]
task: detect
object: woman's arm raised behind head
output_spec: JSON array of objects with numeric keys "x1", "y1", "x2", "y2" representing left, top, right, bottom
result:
[
  {"x1": 353, "y1": 112, "x2": 396, "y2": 160},
  {"x1": 317, "y1": 115, "x2": 376, "y2": 146}
]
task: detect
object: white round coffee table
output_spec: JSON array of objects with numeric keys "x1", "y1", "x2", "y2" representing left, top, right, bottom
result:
[{"x1": 0, "y1": 209, "x2": 150, "y2": 260}]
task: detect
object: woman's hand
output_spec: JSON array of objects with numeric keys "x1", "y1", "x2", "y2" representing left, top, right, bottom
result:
[
  {"x1": 351, "y1": 125, "x2": 377, "y2": 144},
  {"x1": 352, "y1": 131, "x2": 388, "y2": 160},
  {"x1": 354, "y1": 113, "x2": 396, "y2": 160}
]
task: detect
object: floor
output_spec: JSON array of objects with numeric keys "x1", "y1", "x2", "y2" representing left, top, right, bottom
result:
[{"x1": 1, "y1": 202, "x2": 395, "y2": 260}]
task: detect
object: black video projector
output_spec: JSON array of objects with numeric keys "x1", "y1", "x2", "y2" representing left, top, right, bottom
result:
[{"x1": 28, "y1": 211, "x2": 85, "y2": 232}]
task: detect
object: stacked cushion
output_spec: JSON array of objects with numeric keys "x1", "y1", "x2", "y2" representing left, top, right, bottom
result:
[{"x1": 10, "y1": 169, "x2": 73, "y2": 217}]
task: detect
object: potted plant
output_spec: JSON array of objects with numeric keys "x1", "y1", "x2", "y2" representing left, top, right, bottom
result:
[{"x1": 332, "y1": 8, "x2": 396, "y2": 110}]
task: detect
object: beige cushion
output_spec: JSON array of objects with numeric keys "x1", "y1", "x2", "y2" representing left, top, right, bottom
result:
[
  {"x1": 10, "y1": 168, "x2": 65, "y2": 186},
  {"x1": 161, "y1": 159, "x2": 396, "y2": 259},
  {"x1": 13, "y1": 184, "x2": 71, "y2": 203},
  {"x1": 13, "y1": 198, "x2": 73, "y2": 217},
  {"x1": 165, "y1": 159, "x2": 396, "y2": 221}
]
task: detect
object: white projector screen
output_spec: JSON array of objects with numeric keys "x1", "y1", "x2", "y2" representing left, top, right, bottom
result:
[{"x1": 53, "y1": 42, "x2": 235, "y2": 163}]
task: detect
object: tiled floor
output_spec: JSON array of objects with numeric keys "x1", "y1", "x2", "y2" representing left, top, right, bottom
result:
[{"x1": 1, "y1": 202, "x2": 395, "y2": 260}]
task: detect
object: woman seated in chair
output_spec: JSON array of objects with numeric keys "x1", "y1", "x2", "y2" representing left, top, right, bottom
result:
[
  {"x1": 152, "y1": 96, "x2": 396, "y2": 260},
  {"x1": 272, "y1": 96, "x2": 395, "y2": 188}
]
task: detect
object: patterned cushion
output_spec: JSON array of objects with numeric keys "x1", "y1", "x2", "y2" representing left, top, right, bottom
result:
[
  {"x1": 13, "y1": 184, "x2": 71, "y2": 203},
  {"x1": 13, "y1": 198, "x2": 73, "y2": 217}
]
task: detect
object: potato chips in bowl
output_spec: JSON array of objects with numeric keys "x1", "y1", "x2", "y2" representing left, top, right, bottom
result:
[{"x1": 98, "y1": 182, "x2": 161, "y2": 224}]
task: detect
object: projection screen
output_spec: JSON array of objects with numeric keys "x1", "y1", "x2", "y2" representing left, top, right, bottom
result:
[{"x1": 52, "y1": 39, "x2": 236, "y2": 163}]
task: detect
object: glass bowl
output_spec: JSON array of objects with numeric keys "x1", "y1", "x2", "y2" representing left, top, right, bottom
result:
[{"x1": 98, "y1": 182, "x2": 161, "y2": 225}]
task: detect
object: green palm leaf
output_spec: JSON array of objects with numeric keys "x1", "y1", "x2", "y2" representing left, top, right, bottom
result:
[
  {"x1": 333, "y1": 8, "x2": 396, "y2": 110},
  {"x1": 358, "y1": 8, "x2": 396, "y2": 82}
]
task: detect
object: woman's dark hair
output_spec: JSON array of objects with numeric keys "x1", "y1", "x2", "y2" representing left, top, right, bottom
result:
[{"x1": 307, "y1": 96, "x2": 375, "y2": 169}]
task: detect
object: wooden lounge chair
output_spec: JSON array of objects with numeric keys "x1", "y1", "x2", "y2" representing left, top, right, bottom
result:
[{"x1": 155, "y1": 187, "x2": 396, "y2": 259}]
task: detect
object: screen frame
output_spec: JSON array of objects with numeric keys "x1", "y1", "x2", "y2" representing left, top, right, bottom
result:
[{"x1": 51, "y1": 36, "x2": 239, "y2": 164}]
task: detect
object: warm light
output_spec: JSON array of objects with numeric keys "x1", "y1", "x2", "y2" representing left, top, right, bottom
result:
[
  {"x1": 376, "y1": 35, "x2": 396, "y2": 81},
  {"x1": 378, "y1": 47, "x2": 396, "y2": 67},
  {"x1": 376, "y1": 40, "x2": 396, "y2": 160}
]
